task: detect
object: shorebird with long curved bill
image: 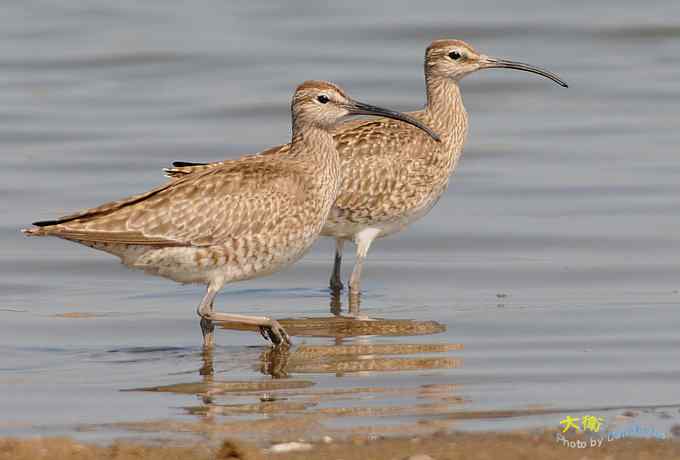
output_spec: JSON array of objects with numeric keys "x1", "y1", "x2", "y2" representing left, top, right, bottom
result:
[
  {"x1": 23, "y1": 80, "x2": 439, "y2": 348},
  {"x1": 166, "y1": 40, "x2": 567, "y2": 309}
]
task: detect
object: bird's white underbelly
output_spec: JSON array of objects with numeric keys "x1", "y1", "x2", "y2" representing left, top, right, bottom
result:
[
  {"x1": 322, "y1": 190, "x2": 444, "y2": 242},
  {"x1": 82, "y1": 236, "x2": 314, "y2": 287}
]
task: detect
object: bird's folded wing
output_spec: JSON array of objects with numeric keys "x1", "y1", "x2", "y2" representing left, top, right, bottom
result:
[
  {"x1": 329, "y1": 117, "x2": 440, "y2": 222},
  {"x1": 37, "y1": 159, "x2": 308, "y2": 247},
  {"x1": 162, "y1": 115, "x2": 409, "y2": 180},
  {"x1": 165, "y1": 144, "x2": 290, "y2": 179}
]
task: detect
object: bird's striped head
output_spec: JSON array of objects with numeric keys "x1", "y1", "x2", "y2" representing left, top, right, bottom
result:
[
  {"x1": 291, "y1": 80, "x2": 440, "y2": 140},
  {"x1": 425, "y1": 39, "x2": 567, "y2": 87},
  {"x1": 292, "y1": 80, "x2": 352, "y2": 128}
]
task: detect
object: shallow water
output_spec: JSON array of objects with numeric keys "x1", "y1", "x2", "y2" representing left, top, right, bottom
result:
[{"x1": 1, "y1": 0, "x2": 680, "y2": 443}]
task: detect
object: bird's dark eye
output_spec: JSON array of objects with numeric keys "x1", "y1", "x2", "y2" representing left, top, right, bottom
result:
[
  {"x1": 317, "y1": 95, "x2": 329, "y2": 104},
  {"x1": 448, "y1": 51, "x2": 462, "y2": 60}
]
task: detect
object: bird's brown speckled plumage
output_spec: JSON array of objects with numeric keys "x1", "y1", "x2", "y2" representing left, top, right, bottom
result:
[
  {"x1": 164, "y1": 39, "x2": 567, "y2": 305},
  {"x1": 24, "y1": 80, "x2": 437, "y2": 347},
  {"x1": 164, "y1": 42, "x2": 471, "y2": 302},
  {"x1": 26, "y1": 103, "x2": 342, "y2": 283}
]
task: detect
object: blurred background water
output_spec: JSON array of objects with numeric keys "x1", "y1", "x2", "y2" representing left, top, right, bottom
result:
[{"x1": 1, "y1": 0, "x2": 679, "y2": 442}]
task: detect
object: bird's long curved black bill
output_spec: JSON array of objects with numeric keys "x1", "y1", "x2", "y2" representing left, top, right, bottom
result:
[
  {"x1": 348, "y1": 101, "x2": 441, "y2": 142},
  {"x1": 483, "y1": 58, "x2": 568, "y2": 88}
]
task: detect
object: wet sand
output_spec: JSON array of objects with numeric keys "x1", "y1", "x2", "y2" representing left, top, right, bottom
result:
[
  {"x1": 3, "y1": 0, "x2": 680, "y2": 451},
  {"x1": 2, "y1": 430, "x2": 679, "y2": 460}
]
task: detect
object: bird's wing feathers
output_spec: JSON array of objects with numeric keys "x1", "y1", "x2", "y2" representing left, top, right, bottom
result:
[
  {"x1": 162, "y1": 115, "x2": 401, "y2": 179},
  {"x1": 332, "y1": 116, "x2": 438, "y2": 216},
  {"x1": 165, "y1": 145, "x2": 291, "y2": 178},
  {"x1": 39, "y1": 159, "x2": 308, "y2": 246}
]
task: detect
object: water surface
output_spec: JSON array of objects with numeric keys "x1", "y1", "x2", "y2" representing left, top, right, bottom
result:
[{"x1": 1, "y1": 0, "x2": 679, "y2": 442}]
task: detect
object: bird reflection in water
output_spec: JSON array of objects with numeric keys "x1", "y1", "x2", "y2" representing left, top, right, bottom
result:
[
  {"x1": 137, "y1": 311, "x2": 463, "y2": 426},
  {"x1": 183, "y1": 339, "x2": 463, "y2": 425}
]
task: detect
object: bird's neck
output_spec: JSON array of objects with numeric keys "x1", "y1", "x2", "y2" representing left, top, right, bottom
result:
[
  {"x1": 423, "y1": 75, "x2": 469, "y2": 171},
  {"x1": 424, "y1": 76, "x2": 468, "y2": 139},
  {"x1": 289, "y1": 123, "x2": 340, "y2": 175},
  {"x1": 288, "y1": 123, "x2": 342, "y2": 214},
  {"x1": 290, "y1": 123, "x2": 335, "y2": 157}
]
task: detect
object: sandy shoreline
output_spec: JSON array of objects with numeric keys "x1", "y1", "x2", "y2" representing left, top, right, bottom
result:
[{"x1": 2, "y1": 430, "x2": 679, "y2": 460}]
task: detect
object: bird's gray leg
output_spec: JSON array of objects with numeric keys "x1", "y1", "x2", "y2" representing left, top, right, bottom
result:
[
  {"x1": 197, "y1": 284, "x2": 290, "y2": 347},
  {"x1": 207, "y1": 312, "x2": 291, "y2": 347},
  {"x1": 329, "y1": 239, "x2": 345, "y2": 292},
  {"x1": 348, "y1": 228, "x2": 380, "y2": 313},
  {"x1": 197, "y1": 285, "x2": 219, "y2": 349}
]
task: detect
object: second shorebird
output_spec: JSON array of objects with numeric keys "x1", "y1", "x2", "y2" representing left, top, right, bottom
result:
[
  {"x1": 23, "y1": 81, "x2": 438, "y2": 348},
  {"x1": 166, "y1": 40, "x2": 568, "y2": 307}
]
